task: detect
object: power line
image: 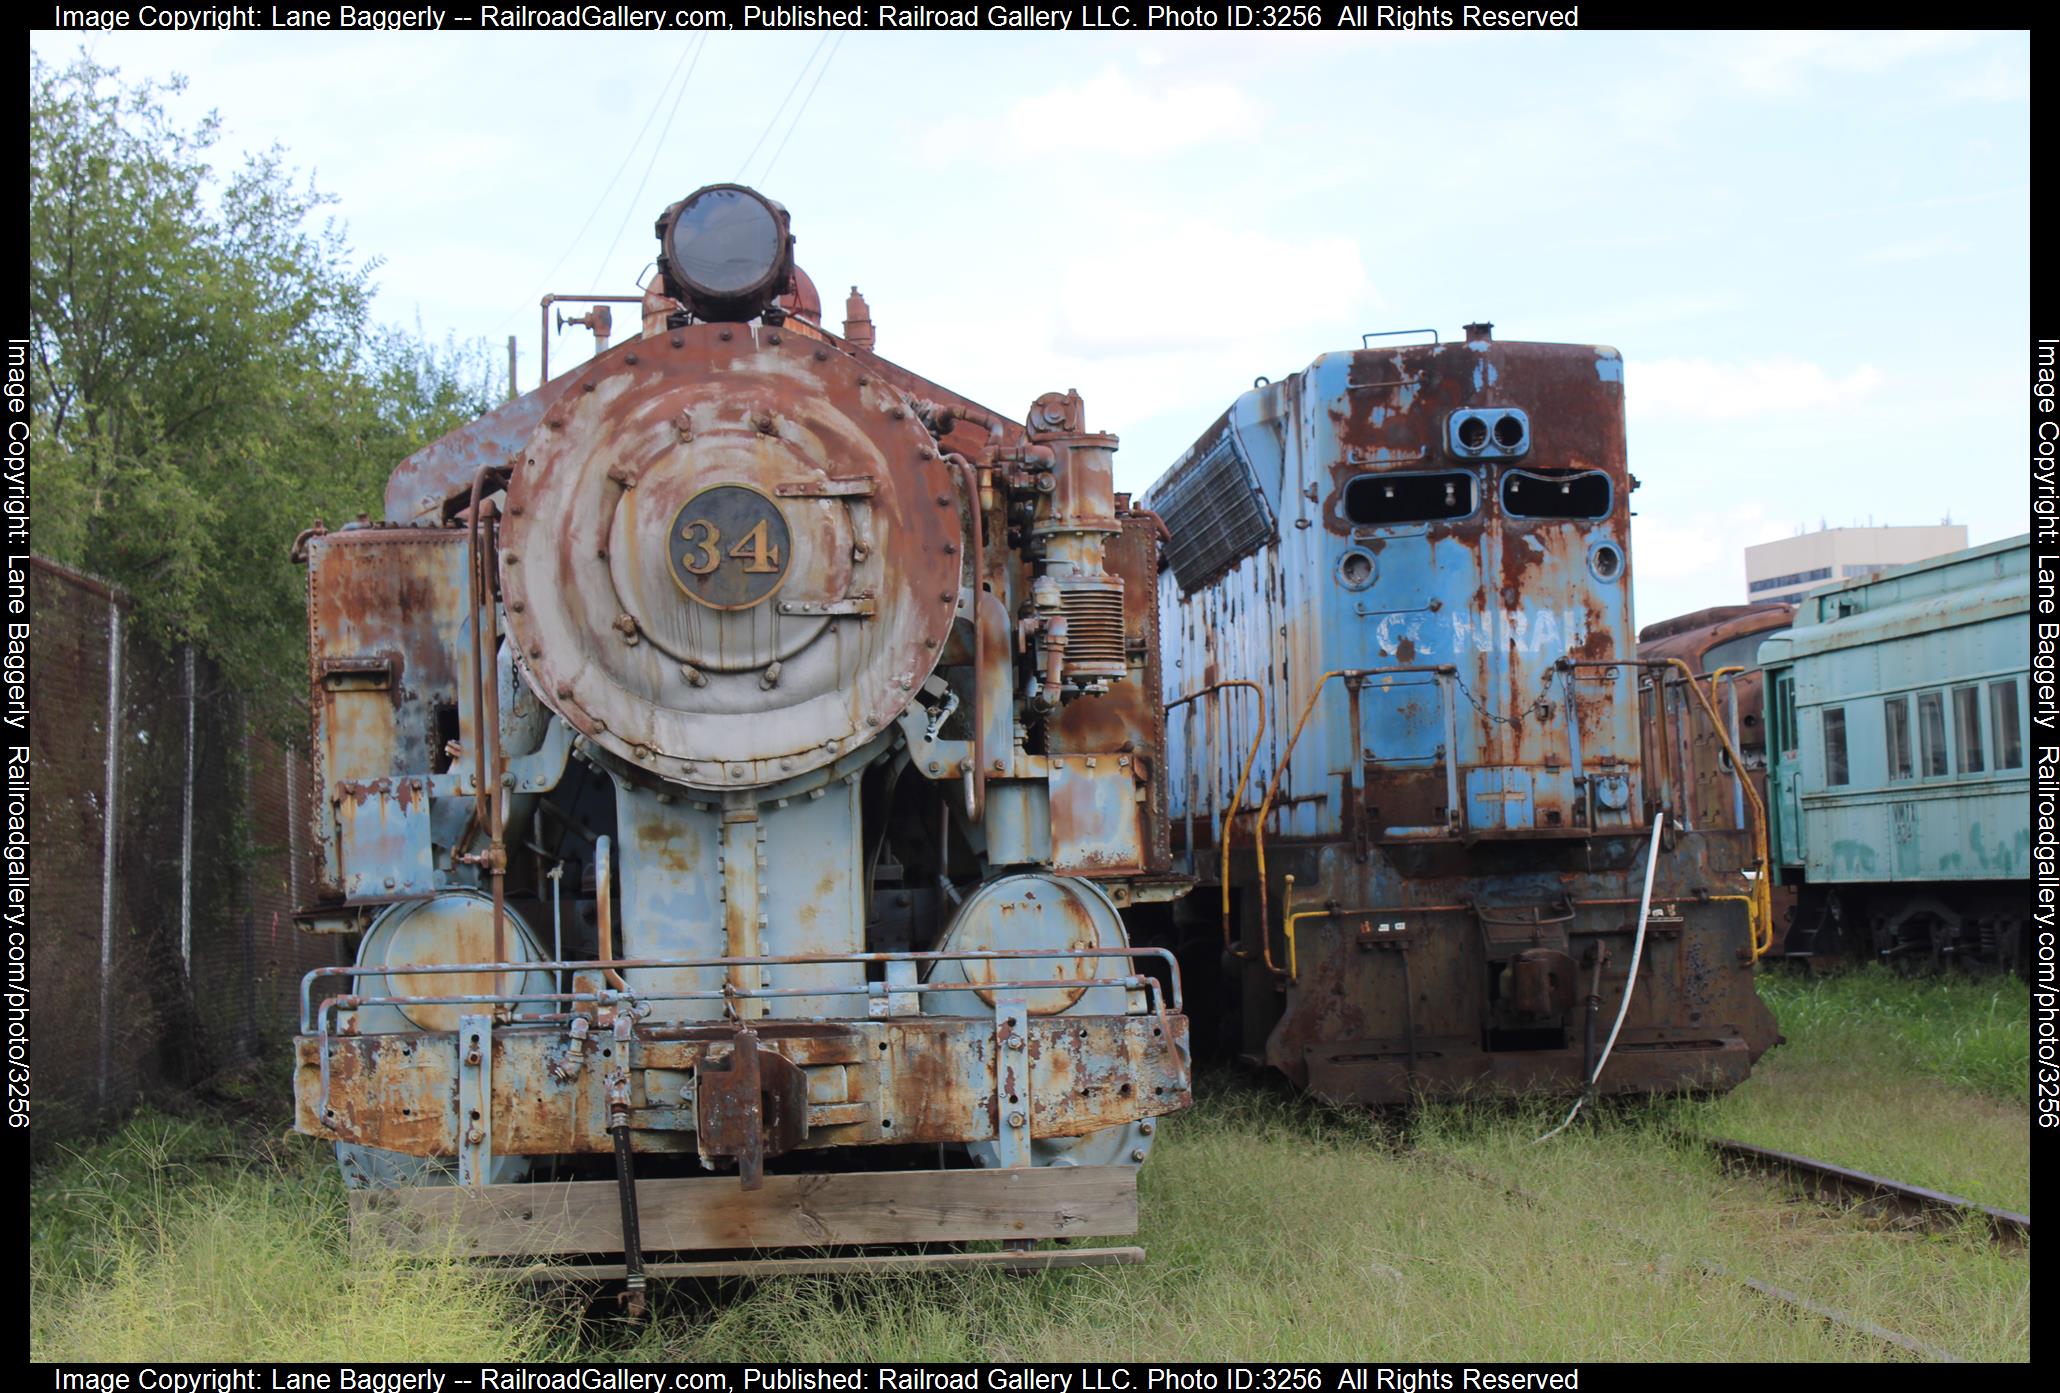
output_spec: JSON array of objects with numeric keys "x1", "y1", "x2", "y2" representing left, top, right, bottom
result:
[
  {"x1": 735, "y1": 35, "x2": 828, "y2": 181},
  {"x1": 758, "y1": 34, "x2": 841, "y2": 184},
  {"x1": 590, "y1": 33, "x2": 707, "y2": 288},
  {"x1": 493, "y1": 37, "x2": 699, "y2": 333}
]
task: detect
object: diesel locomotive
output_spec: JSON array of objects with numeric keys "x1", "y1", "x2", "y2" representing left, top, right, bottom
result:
[
  {"x1": 291, "y1": 185, "x2": 1192, "y2": 1292},
  {"x1": 1141, "y1": 324, "x2": 1778, "y2": 1104}
]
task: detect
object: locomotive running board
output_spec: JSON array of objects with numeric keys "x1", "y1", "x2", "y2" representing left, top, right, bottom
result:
[
  {"x1": 515, "y1": 1246, "x2": 1146, "y2": 1282},
  {"x1": 350, "y1": 1165, "x2": 1138, "y2": 1258}
]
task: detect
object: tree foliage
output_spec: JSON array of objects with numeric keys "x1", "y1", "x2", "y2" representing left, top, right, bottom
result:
[{"x1": 29, "y1": 52, "x2": 497, "y2": 725}]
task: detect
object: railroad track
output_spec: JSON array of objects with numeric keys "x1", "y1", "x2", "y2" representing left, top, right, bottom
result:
[
  {"x1": 1706, "y1": 1137, "x2": 2031, "y2": 1247},
  {"x1": 1414, "y1": 1146, "x2": 1987, "y2": 1362}
]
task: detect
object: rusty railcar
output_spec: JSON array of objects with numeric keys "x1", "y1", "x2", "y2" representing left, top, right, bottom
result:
[
  {"x1": 1141, "y1": 324, "x2": 1776, "y2": 1104},
  {"x1": 292, "y1": 185, "x2": 1191, "y2": 1294},
  {"x1": 1637, "y1": 603, "x2": 1798, "y2": 956}
]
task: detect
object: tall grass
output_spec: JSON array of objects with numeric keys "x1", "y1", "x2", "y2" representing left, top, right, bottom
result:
[
  {"x1": 30, "y1": 970, "x2": 2031, "y2": 1363},
  {"x1": 1679, "y1": 965, "x2": 2031, "y2": 1212},
  {"x1": 29, "y1": 1108, "x2": 557, "y2": 1362}
]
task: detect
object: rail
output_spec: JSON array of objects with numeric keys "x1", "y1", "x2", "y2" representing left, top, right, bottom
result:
[
  {"x1": 1164, "y1": 679, "x2": 1268, "y2": 957},
  {"x1": 1709, "y1": 1137, "x2": 2029, "y2": 1246},
  {"x1": 1252, "y1": 666, "x2": 1460, "y2": 978}
]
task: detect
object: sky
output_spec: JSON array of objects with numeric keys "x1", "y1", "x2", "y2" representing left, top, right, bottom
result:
[{"x1": 31, "y1": 26, "x2": 2031, "y2": 628}]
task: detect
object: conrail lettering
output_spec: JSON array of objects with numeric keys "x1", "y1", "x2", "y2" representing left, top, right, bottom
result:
[{"x1": 1370, "y1": 605, "x2": 1590, "y2": 658}]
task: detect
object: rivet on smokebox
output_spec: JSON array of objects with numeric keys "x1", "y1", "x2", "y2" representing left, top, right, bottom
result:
[
  {"x1": 719, "y1": 329, "x2": 733, "y2": 342},
  {"x1": 814, "y1": 349, "x2": 828, "y2": 362},
  {"x1": 625, "y1": 353, "x2": 639, "y2": 365},
  {"x1": 936, "y1": 495, "x2": 952, "y2": 507},
  {"x1": 509, "y1": 600, "x2": 525, "y2": 613},
  {"x1": 891, "y1": 407, "x2": 906, "y2": 420},
  {"x1": 767, "y1": 331, "x2": 782, "y2": 345},
  {"x1": 670, "y1": 335, "x2": 684, "y2": 348}
]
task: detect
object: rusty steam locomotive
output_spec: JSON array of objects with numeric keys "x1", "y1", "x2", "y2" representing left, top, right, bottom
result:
[{"x1": 293, "y1": 185, "x2": 1192, "y2": 1292}]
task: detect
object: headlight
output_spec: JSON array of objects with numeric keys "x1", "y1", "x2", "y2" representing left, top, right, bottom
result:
[{"x1": 658, "y1": 184, "x2": 792, "y2": 319}]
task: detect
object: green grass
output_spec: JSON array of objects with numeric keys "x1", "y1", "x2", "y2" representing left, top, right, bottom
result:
[
  {"x1": 1678, "y1": 966, "x2": 2031, "y2": 1213},
  {"x1": 29, "y1": 1099, "x2": 557, "y2": 1363},
  {"x1": 30, "y1": 971, "x2": 2031, "y2": 1363}
]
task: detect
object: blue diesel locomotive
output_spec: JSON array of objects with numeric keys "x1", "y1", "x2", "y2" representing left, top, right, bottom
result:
[{"x1": 1140, "y1": 323, "x2": 1777, "y2": 1104}]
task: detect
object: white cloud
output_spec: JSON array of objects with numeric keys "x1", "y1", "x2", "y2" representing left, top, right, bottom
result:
[
  {"x1": 1052, "y1": 220, "x2": 1368, "y2": 357},
  {"x1": 1631, "y1": 502, "x2": 1795, "y2": 625},
  {"x1": 923, "y1": 66, "x2": 1262, "y2": 161},
  {"x1": 1628, "y1": 357, "x2": 1883, "y2": 422},
  {"x1": 1860, "y1": 235, "x2": 1959, "y2": 266},
  {"x1": 1725, "y1": 31, "x2": 1982, "y2": 96}
]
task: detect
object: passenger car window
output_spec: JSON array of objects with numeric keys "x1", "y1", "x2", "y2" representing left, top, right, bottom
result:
[
  {"x1": 1991, "y1": 680, "x2": 2024, "y2": 770},
  {"x1": 1917, "y1": 692, "x2": 1947, "y2": 778},
  {"x1": 1883, "y1": 696, "x2": 1912, "y2": 781},
  {"x1": 1952, "y1": 686, "x2": 1984, "y2": 774},
  {"x1": 1822, "y1": 707, "x2": 1849, "y2": 786}
]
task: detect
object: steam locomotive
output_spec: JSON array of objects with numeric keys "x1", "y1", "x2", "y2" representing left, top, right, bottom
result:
[
  {"x1": 1140, "y1": 325, "x2": 1778, "y2": 1103},
  {"x1": 292, "y1": 185, "x2": 1192, "y2": 1294}
]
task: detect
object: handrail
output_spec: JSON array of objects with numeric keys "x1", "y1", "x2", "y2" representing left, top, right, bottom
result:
[
  {"x1": 1567, "y1": 657, "x2": 1774, "y2": 959},
  {"x1": 303, "y1": 945, "x2": 1185, "y2": 1033},
  {"x1": 1253, "y1": 666, "x2": 1458, "y2": 979},
  {"x1": 1278, "y1": 883, "x2": 1471, "y2": 981},
  {"x1": 1662, "y1": 657, "x2": 1773, "y2": 959},
  {"x1": 1165, "y1": 679, "x2": 1267, "y2": 957}
]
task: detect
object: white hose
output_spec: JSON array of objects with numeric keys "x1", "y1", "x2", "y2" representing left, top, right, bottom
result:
[{"x1": 1534, "y1": 811, "x2": 1664, "y2": 1144}]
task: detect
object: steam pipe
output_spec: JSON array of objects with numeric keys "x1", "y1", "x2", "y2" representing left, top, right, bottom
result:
[
  {"x1": 595, "y1": 835, "x2": 628, "y2": 992},
  {"x1": 945, "y1": 452, "x2": 985, "y2": 821}
]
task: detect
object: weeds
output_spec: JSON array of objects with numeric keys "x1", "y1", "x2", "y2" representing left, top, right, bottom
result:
[{"x1": 28, "y1": 973, "x2": 2030, "y2": 1363}]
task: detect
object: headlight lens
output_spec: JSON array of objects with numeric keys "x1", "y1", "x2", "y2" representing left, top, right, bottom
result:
[{"x1": 665, "y1": 186, "x2": 785, "y2": 302}]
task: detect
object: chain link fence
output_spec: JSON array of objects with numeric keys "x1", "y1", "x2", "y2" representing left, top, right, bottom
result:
[{"x1": 29, "y1": 557, "x2": 325, "y2": 1153}]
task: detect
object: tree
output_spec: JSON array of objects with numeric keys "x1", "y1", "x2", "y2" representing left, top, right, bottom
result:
[{"x1": 29, "y1": 52, "x2": 496, "y2": 725}]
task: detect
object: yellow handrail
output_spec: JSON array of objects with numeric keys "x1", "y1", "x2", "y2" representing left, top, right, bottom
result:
[
  {"x1": 1252, "y1": 665, "x2": 1458, "y2": 979},
  {"x1": 1164, "y1": 680, "x2": 1267, "y2": 958},
  {"x1": 1252, "y1": 670, "x2": 1358, "y2": 978},
  {"x1": 1663, "y1": 658, "x2": 1773, "y2": 959}
]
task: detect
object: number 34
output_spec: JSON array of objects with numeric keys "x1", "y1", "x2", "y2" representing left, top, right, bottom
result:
[{"x1": 678, "y1": 518, "x2": 781, "y2": 575}]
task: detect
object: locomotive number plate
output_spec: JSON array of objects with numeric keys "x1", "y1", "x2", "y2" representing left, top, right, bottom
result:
[{"x1": 667, "y1": 484, "x2": 791, "y2": 610}]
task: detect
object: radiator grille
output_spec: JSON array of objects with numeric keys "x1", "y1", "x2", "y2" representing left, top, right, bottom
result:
[{"x1": 1151, "y1": 425, "x2": 1275, "y2": 593}]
